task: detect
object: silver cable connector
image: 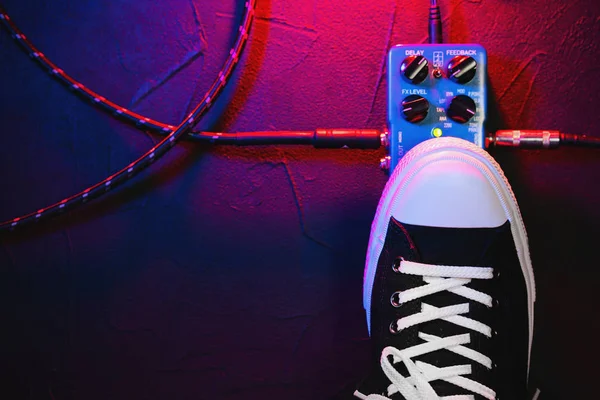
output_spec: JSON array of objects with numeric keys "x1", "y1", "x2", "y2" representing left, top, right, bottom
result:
[
  {"x1": 380, "y1": 156, "x2": 391, "y2": 171},
  {"x1": 380, "y1": 130, "x2": 390, "y2": 148},
  {"x1": 487, "y1": 130, "x2": 560, "y2": 149}
]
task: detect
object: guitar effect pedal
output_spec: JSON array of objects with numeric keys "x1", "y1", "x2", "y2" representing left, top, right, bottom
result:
[{"x1": 385, "y1": 44, "x2": 487, "y2": 172}]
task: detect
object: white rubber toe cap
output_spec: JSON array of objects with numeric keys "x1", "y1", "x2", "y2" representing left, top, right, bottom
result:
[
  {"x1": 364, "y1": 138, "x2": 535, "y2": 363},
  {"x1": 390, "y1": 157, "x2": 508, "y2": 228}
]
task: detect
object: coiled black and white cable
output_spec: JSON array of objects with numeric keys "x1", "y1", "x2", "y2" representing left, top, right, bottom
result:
[
  {"x1": 0, "y1": 0, "x2": 256, "y2": 233},
  {"x1": 0, "y1": 3, "x2": 238, "y2": 140}
]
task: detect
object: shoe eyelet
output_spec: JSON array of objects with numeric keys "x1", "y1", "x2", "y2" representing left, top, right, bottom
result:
[
  {"x1": 493, "y1": 298, "x2": 500, "y2": 308},
  {"x1": 390, "y1": 291, "x2": 402, "y2": 308},
  {"x1": 392, "y1": 256, "x2": 404, "y2": 273},
  {"x1": 389, "y1": 320, "x2": 401, "y2": 334}
]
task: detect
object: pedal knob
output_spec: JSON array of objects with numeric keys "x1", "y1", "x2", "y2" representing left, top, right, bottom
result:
[
  {"x1": 447, "y1": 55, "x2": 477, "y2": 84},
  {"x1": 447, "y1": 95, "x2": 477, "y2": 123},
  {"x1": 401, "y1": 95, "x2": 430, "y2": 123},
  {"x1": 400, "y1": 55, "x2": 429, "y2": 84}
]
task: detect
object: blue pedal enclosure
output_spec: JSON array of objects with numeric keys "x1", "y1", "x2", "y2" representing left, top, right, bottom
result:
[{"x1": 387, "y1": 44, "x2": 487, "y2": 172}]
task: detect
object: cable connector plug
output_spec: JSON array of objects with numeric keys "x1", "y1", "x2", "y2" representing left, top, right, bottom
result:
[
  {"x1": 192, "y1": 129, "x2": 384, "y2": 149},
  {"x1": 429, "y1": 0, "x2": 443, "y2": 44},
  {"x1": 486, "y1": 130, "x2": 600, "y2": 148},
  {"x1": 486, "y1": 130, "x2": 560, "y2": 148},
  {"x1": 313, "y1": 129, "x2": 382, "y2": 149}
]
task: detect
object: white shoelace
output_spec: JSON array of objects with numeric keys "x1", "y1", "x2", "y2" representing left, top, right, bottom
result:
[{"x1": 355, "y1": 260, "x2": 496, "y2": 400}]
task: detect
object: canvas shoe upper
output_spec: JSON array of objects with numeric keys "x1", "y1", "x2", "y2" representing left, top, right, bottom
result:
[{"x1": 353, "y1": 137, "x2": 535, "y2": 400}]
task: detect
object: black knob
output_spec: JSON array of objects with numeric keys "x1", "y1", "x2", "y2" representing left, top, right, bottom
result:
[
  {"x1": 447, "y1": 95, "x2": 477, "y2": 123},
  {"x1": 447, "y1": 55, "x2": 477, "y2": 84},
  {"x1": 400, "y1": 55, "x2": 429, "y2": 84},
  {"x1": 401, "y1": 95, "x2": 430, "y2": 123}
]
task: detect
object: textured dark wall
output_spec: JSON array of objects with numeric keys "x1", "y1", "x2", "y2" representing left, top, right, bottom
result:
[{"x1": 0, "y1": 1, "x2": 599, "y2": 399}]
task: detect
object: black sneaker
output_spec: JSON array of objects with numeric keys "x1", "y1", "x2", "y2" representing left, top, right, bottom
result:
[{"x1": 354, "y1": 138, "x2": 536, "y2": 400}]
